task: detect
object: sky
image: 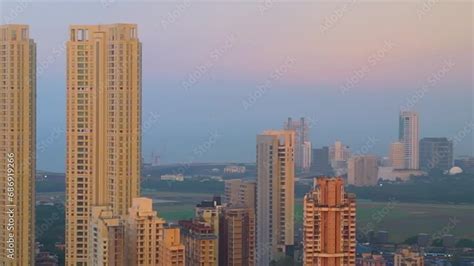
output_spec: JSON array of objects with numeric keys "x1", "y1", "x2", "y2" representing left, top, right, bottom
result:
[{"x1": 1, "y1": 1, "x2": 472, "y2": 172}]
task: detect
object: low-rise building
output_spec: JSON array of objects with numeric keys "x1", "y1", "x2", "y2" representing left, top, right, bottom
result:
[
  {"x1": 179, "y1": 220, "x2": 217, "y2": 266},
  {"x1": 224, "y1": 165, "x2": 246, "y2": 174},
  {"x1": 394, "y1": 248, "x2": 424, "y2": 266},
  {"x1": 357, "y1": 253, "x2": 386, "y2": 266},
  {"x1": 161, "y1": 174, "x2": 185, "y2": 182},
  {"x1": 160, "y1": 226, "x2": 185, "y2": 266}
]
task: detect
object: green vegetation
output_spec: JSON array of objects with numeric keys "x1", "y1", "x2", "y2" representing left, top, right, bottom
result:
[
  {"x1": 143, "y1": 180, "x2": 225, "y2": 194},
  {"x1": 403, "y1": 236, "x2": 418, "y2": 245},
  {"x1": 36, "y1": 178, "x2": 64, "y2": 192},
  {"x1": 36, "y1": 204, "x2": 65, "y2": 265},
  {"x1": 271, "y1": 256, "x2": 295, "y2": 266},
  {"x1": 347, "y1": 173, "x2": 474, "y2": 204},
  {"x1": 295, "y1": 199, "x2": 474, "y2": 243},
  {"x1": 456, "y1": 239, "x2": 474, "y2": 248},
  {"x1": 154, "y1": 203, "x2": 195, "y2": 222}
]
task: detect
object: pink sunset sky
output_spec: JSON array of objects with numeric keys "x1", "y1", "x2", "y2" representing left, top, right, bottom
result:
[{"x1": 1, "y1": 1, "x2": 472, "y2": 171}]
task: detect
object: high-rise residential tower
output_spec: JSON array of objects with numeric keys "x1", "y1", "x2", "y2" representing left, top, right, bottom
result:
[
  {"x1": 311, "y1": 146, "x2": 332, "y2": 175},
  {"x1": 179, "y1": 220, "x2": 218, "y2": 266},
  {"x1": 303, "y1": 177, "x2": 356, "y2": 266},
  {"x1": 219, "y1": 206, "x2": 256, "y2": 266},
  {"x1": 284, "y1": 117, "x2": 311, "y2": 172},
  {"x1": 256, "y1": 130, "x2": 295, "y2": 264},
  {"x1": 329, "y1": 140, "x2": 351, "y2": 175},
  {"x1": 66, "y1": 24, "x2": 141, "y2": 265},
  {"x1": 160, "y1": 226, "x2": 185, "y2": 266},
  {"x1": 126, "y1": 198, "x2": 166, "y2": 266},
  {"x1": 224, "y1": 179, "x2": 242, "y2": 205},
  {"x1": 0, "y1": 24, "x2": 36, "y2": 266},
  {"x1": 195, "y1": 196, "x2": 222, "y2": 264},
  {"x1": 390, "y1": 142, "x2": 405, "y2": 170},
  {"x1": 302, "y1": 141, "x2": 312, "y2": 172},
  {"x1": 419, "y1": 137, "x2": 453, "y2": 172},
  {"x1": 348, "y1": 155, "x2": 379, "y2": 186},
  {"x1": 224, "y1": 179, "x2": 256, "y2": 210},
  {"x1": 89, "y1": 206, "x2": 125, "y2": 265},
  {"x1": 399, "y1": 111, "x2": 419, "y2": 169}
]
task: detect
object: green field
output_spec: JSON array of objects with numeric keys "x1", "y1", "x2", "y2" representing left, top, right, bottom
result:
[
  {"x1": 295, "y1": 199, "x2": 474, "y2": 243},
  {"x1": 37, "y1": 190, "x2": 474, "y2": 244},
  {"x1": 150, "y1": 191, "x2": 474, "y2": 243},
  {"x1": 144, "y1": 190, "x2": 213, "y2": 222}
]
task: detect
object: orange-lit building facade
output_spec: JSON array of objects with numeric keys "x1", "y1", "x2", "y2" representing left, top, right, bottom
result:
[
  {"x1": 357, "y1": 253, "x2": 386, "y2": 266},
  {"x1": 303, "y1": 177, "x2": 356, "y2": 266},
  {"x1": 0, "y1": 24, "x2": 36, "y2": 266},
  {"x1": 65, "y1": 23, "x2": 141, "y2": 265},
  {"x1": 394, "y1": 248, "x2": 424, "y2": 266},
  {"x1": 256, "y1": 130, "x2": 295, "y2": 265},
  {"x1": 160, "y1": 226, "x2": 185, "y2": 266},
  {"x1": 179, "y1": 220, "x2": 217, "y2": 266},
  {"x1": 126, "y1": 198, "x2": 165, "y2": 266},
  {"x1": 219, "y1": 206, "x2": 255, "y2": 266}
]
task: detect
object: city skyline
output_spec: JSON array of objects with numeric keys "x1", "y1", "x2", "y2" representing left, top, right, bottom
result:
[
  {"x1": 0, "y1": 3, "x2": 473, "y2": 265},
  {"x1": 0, "y1": 1, "x2": 471, "y2": 171}
]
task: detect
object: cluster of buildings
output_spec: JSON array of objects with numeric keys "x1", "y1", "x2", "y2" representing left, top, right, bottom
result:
[
  {"x1": 310, "y1": 111, "x2": 470, "y2": 186},
  {"x1": 1, "y1": 23, "x2": 472, "y2": 266},
  {"x1": 0, "y1": 23, "x2": 310, "y2": 266},
  {"x1": 356, "y1": 248, "x2": 425, "y2": 266}
]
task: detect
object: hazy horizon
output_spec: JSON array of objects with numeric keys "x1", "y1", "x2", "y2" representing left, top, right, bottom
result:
[{"x1": 1, "y1": 1, "x2": 472, "y2": 172}]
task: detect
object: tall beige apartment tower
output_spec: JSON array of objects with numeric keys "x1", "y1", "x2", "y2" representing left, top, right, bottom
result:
[
  {"x1": 89, "y1": 206, "x2": 126, "y2": 266},
  {"x1": 126, "y1": 198, "x2": 166, "y2": 266},
  {"x1": 224, "y1": 179, "x2": 256, "y2": 210},
  {"x1": 399, "y1": 111, "x2": 419, "y2": 169},
  {"x1": 303, "y1": 177, "x2": 356, "y2": 266},
  {"x1": 219, "y1": 206, "x2": 256, "y2": 266},
  {"x1": 66, "y1": 24, "x2": 141, "y2": 265},
  {"x1": 160, "y1": 226, "x2": 185, "y2": 266},
  {"x1": 284, "y1": 117, "x2": 311, "y2": 172},
  {"x1": 256, "y1": 130, "x2": 295, "y2": 265},
  {"x1": 348, "y1": 155, "x2": 379, "y2": 186},
  {"x1": 0, "y1": 24, "x2": 36, "y2": 266},
  {"x1": 390, "y1": 142, "x2": 405, "y2": 170}
]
